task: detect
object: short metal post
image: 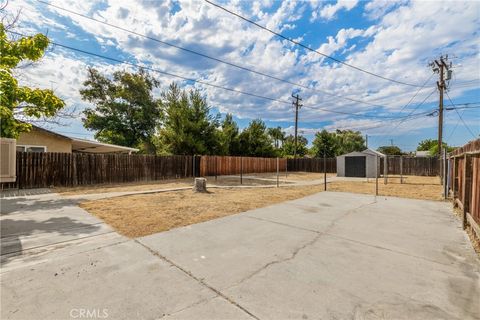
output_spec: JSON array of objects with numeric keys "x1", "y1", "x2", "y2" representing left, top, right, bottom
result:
[
  {"x1": 240, "y1": 157, "x2": 243, "y2": 185},
  {"x1": 324, "y1": 152, "x2": 327, "y2": 191},
  {"x1": 192, "y1": 155, "x2": 196, "y2": 178},
  {"x1": 383, "y1": 155, "x2": 387, "y2": 185},
  {"x1": 276, "y1": 157, "x2": 279, "y2": 187},
  {"x1": 400, "y1": 155, "x2": 403, "y2": 184},
  {"x1": 285, "y1": 159, "x2": 288, "y2": 179}
]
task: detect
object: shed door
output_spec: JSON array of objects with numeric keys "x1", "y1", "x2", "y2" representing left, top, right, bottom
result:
[{"x1": 345, "y1": 156, "x2": 366, "y2": 177}]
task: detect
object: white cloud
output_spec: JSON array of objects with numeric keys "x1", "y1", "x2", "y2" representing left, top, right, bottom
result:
[
  {"x1": 315, "y1": 0, "x2": 359, "y2": 21},
  {"x1": 4, "y1": 0, "x2": 478, "y2": 146}
]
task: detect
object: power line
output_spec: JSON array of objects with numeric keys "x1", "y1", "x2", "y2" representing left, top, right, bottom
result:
[
  {"x1": 204, "y1": 0, "x2": 424, "y2": 88},
  {"x1": 36, "y1": 0, "x2": 394, "y2": 110},
  {"x1": 10, "y1": 30, "x2": 427, "y2": 121},
  {"x1": 446, "y1": 91, "x2": 477, "y2": 138}
]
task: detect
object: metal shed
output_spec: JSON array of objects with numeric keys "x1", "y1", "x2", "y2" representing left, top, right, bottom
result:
[{"x1": 336, "y1": 149, "x2": 385, "y2": 178}]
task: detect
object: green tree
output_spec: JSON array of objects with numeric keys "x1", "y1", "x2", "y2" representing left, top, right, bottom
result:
[
  {"x1": 377, "y1": 145, "x2": 403, "y2": 155},
  {"x1": 219, "y1": 113, "x2": 240, "y2": 155},
  {"x1": 157, "y1": 83, "x2": 220, "y2": 155},
  {"x1": 281, "y1": 134, "x2": 308, "y2": 157},
  {"x1": 238, "y1": 119, "x2": 275, "y2": 157},
  {"x1": 267, "y1": 126, "x2": 285, "y2": 149},
  {"x1": 416, "y1": 139, "x2": 454, "y2": 156},
  {"x1": 310, "y1": 130, "x2": 337, "y2": 157},
  {"x1": 80, "y1": 67, "x2": 161, "y2": 153},
  {"x1": 335, "y1": 129, "x2": 366, "y2": 155},
  {"x1": 0, "y1": 24, "x2": 65, "y2": 138}
]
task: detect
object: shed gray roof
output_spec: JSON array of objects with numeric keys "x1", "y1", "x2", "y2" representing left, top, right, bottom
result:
[{"x1": 337, "y1": 148, "x2": 385, "y2": 158}]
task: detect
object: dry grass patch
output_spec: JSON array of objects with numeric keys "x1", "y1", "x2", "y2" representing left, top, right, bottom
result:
[
  {"x1": 328, "y1": 175, "x2": 443, "y2": 201},
  {"x1": 80, "y1": 185, "x2": 326, "y2": 238},
  {"x1": 57, "y1": 179, "x2": 193, "y2": 195},
  {"x1": 56, "y1": 172, "x2": 331, "y2": 195}
]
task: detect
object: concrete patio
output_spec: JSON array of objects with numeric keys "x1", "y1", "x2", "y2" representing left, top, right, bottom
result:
[{"x1": 1, "y1": 191, "x2": 479, "y2": 319}]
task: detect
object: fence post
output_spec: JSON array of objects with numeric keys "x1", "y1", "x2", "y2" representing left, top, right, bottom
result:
[
  {"x1": 400, "y1": 155, "x2": 403, "y2": 184},
  {"x1": 443, "y1": 148, "x2": 448, "y2": 200},
  {"x1": 276, "y1": 157, "x2": 279, "y2": 187},
  {"x1": 452, "y1": 156, "x2": 456, "y2": 199},
  {"x1": 461, "y1": 153, "x2": 469, "y2": 229},
  {"x1": 215, "y1": 156, "x2": 218, "y2": 181},
  {"x1": 384, "y1": 155, "x2": 387, "y2": 185}
]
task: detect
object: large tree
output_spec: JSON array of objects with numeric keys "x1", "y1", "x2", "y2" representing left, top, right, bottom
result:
[
  {"x1": 377, "y1": 145, "x2": 403, "y2": 155},
  {"x1": 156, "y1": 83, "x2": 220, "y2": 155},
  {"x1": 416, "y1": 138, "x2": 454, "y2": 156},
  {"x1": 238, "y1": 119, "x2": 275, "y2": 157},
  {"x1": 335, "y1": 129, "x2": 366, "y2": 155},
  {"x1": 0, "y1": 24, "x2": 65, "y2": 138},
  {"x1": 80, "y1": 68, "x2": 161, "y2": 153},
  {"x1": 219, "y1": 113, "x2": 241, "y2": 155},
  {"x1": 310, "y1": 130, "x2": 338, "y2": 157},
  {"x1": 267, "y1": 126, "x2": 285, "y2": 149},
  {"x1": 282, "y1": 134, "x2": 308, "y2": 157}
]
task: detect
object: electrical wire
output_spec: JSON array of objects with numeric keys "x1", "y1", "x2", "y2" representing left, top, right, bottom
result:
[
  {"x1": 204, "y1": 0, "x2": 424, "y2": 88},
  {"x1": 36, "y1": 0, "x2": 395, "y2": 110},
  {"x1": 9, "y1": 30, "x2": 428, "y2": 121},
  {"x1": 445, "y1": 91, "x2": 477, "y2": 138}
]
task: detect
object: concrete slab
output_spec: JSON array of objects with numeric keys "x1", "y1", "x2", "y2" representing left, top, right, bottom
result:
[
  {"x1": 139, "y1": 214, "x2": 315, "y2": 290},
  {"x1": 140, "y1": 192, "x2": 479, "y2": 319},
  {"x1": 1, "y1": 193, "x2": 121, "y2": 268},
  {"x1": 2, "y1": 191, "x2": 479, "y2": 319},
  {"x1": 1, "y1": 241, "x2": 217, "y2": 320}
]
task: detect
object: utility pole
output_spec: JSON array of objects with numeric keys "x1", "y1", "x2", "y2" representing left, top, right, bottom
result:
[
  {"x1": 365, "y1": 134, "x2": 368, "y2": 148},
  {"x1": 390, "y1": 139, "x2": 394, "y2": 146},
  {"x1": 430, "y1": 55, "x2": 452, "y2": 156},
  {"x1": 292, "y1": 94, "x2": 303, "y2": 159}
]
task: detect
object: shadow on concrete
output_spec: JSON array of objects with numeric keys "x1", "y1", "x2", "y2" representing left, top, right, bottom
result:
[
  {"x1": 0, "y1": 197, "x2": 91, "y2": 216},
  {"x1": 1, "y1": 216, "x2": 101, "y2": 266}
]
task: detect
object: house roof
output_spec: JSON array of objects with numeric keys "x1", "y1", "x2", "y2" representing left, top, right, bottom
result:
[
  {"x1": 30, "y1": 125, "x2": 72, "y2": 141},
  {"x1": 29, "y1": 124, "x2": 138, "y2": 154},
  {"x1": 71, "y1": 138, "x2": 138, "y2": 154}
]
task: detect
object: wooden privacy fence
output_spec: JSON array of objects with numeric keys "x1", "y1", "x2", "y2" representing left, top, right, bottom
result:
[
  {"x1": 287, "y1": 158, "x2": 336, "y2": 173},
  {"x1": 381, "y1": 156, "x2": 439, "y2": 176},
  {"x1": 448, "y1": 139, "x2": 480, "y2": 238},
  {"x1": 199, "y1": 156, "x2": 286, "y2": 176},
  {"x1": 1, "y1": 152, "x2": 197, "y2": 189}
]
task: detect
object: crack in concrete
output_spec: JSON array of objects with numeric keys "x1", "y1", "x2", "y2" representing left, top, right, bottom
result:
[
  {"x1": 134, "y1": 239, "x2": 259, "y2": 320},
  {"x1": 225, "y1": 201, "x2": 377, "y2": 290},
  {"x1": 325, "y1": 233, "x2": 480, "y2": 271},
  {"x1": 158, "y1": 295, "x2": 219, "y2": 319}
]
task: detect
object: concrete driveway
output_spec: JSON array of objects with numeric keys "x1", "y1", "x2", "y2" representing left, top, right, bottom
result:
[{"x1": 1, "y1": 191, "x2": 479, "y2": 320}]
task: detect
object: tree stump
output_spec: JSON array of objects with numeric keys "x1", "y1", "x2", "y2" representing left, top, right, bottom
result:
[{"x1": 193, "y1": 178, "x2": 207, "y2": 192}]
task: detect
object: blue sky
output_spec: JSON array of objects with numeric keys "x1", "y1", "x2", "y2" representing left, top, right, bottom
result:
[{"x1": 7, "y1": 0, "x2": 480, "y2": 151}]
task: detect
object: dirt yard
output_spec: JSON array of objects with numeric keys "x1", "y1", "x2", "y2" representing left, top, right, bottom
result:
[
  {"x1": 80, "y1": 185, "x2": 327, "y2": 238},
  {"x1": 328, "y1": 175, "x2": 443, "y2": 201},
  {"x1": 57, "y1": 172, "x2": 335, "y2": 195}
]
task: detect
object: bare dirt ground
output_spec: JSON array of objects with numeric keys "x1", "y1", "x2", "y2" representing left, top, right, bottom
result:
[
  {"x1": 57, "y1": 172, "x2": 335, "y2": 195},
  {"x1": 80, "y1": 185, "x2": 327, "y2": 238},
  {"x1": 328, "y1": 175, "x2": 443, "y2": 201}
]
